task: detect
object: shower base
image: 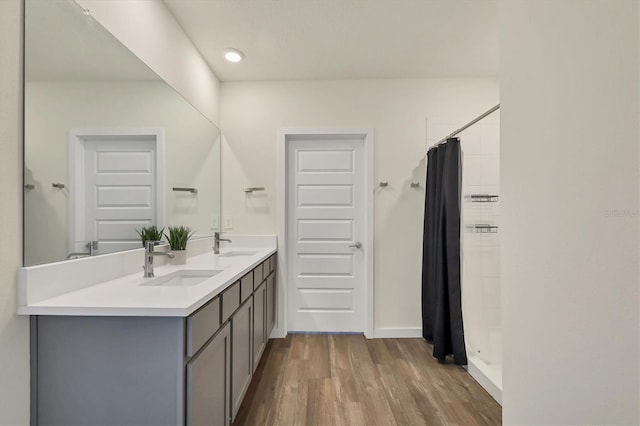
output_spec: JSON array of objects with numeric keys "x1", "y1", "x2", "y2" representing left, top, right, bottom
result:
[{"x1": 466, "y1": 354, "x2": 502, "y2": 405}]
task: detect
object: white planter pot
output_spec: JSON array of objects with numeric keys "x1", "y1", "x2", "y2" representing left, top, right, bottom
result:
[{"x1": 170, "y1": 250, "x2": 187, "y2": 265}]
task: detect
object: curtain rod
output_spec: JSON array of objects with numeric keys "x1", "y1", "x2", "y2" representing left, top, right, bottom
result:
[{"x1": 429, "y1": 103, "x2": 500, "y2": 150}]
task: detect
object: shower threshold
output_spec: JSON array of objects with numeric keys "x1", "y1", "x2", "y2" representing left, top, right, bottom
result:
[{"x1": 466, "y1": 354, "x2": 502, "y2": 405}]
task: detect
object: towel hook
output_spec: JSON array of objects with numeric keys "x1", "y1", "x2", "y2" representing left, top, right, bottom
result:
[
  {"x1": 243, "y1": 187, "x2": 266, "y2": 194},
  {"x1": 410, "y1": 182, "x2": 420, "y2": 188}
]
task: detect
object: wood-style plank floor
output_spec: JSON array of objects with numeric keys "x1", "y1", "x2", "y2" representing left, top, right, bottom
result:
[{"x1": 234, "y1": 334, "x2": 501, "y2": 426}]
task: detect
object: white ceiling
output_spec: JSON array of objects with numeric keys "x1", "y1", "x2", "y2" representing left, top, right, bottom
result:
[
  {"x1": 26, "y1": 0, "x2": 158, "y2": 82},
  {"x1": 164, "y1": 0, "x2": 499, "y2": 82}
]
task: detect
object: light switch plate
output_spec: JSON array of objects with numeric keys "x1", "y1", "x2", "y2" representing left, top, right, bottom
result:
[{"x1": 223, "y1": 215, "x2": 233, "y2": 229}]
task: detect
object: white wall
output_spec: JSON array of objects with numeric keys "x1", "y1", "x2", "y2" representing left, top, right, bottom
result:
[
  {"x1": 24, "y1": 81, "x2": 221, "y2": 266},
  {"x1": 500, "y1": 1, "x2": 639, "y2": 424},
  {"x1": 0, "y1": 0, "x2": 30, "y2": 424},
  {"x1": 0, "y1": 0, "x2": 221, "y2": 420},
  {"x1": 76, "y1": 0, "x2": 221, "y2": 126},
  {"x1": 221, "y1": 78, "x2": 499, "y2": 332}
]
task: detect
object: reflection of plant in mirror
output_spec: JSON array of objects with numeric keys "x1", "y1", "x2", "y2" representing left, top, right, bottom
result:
[
  {"x1": 165, "y1": 226, "x2": 195, "y2": 251},
  {"x1": 136, "y1": 225, "x2": 165, "y2": 247}
]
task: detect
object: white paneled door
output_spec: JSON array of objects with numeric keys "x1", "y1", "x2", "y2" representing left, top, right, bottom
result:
[
  {"x1": 71, "y1": 131, "x2": 163, "y2": 255},
  {"x1": 287, "y1": 135, "x2": 367, "y2": 332}
]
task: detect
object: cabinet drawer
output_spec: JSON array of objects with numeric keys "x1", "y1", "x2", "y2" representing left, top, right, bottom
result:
[
  {"x1": 221, "y1": 281, "x2": 240, "y2": 323},
  {"x1": 253, "y1": 262, "x2": 263, "y2": 290},
  {"x1": 262, "y1": 260, "x2": 269, "y2": 281},
  {"x1": 240, "y1": 272, "x2": 253, "y2": 303},
  {"x1": 187, "y1": 297, "x2": 221, "y2": 356}
]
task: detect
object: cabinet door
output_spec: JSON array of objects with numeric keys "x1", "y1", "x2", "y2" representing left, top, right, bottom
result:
[
  {"x1": 231, "y1": 298, "x2": 253, "y2": 421},
  {"x1": 252, "y1": 282, "x2": 266, "y2": 372},
  {"x1": 266, "y1": 272, "x2": 276, "y2": 337},
  {"x1": 186, "y1": 322, "x2": 230, "y2": 426}
]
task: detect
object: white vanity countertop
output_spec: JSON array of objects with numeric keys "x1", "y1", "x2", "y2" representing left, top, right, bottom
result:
[{"x1": 17, "y1": 244, "x2": 276, "y2": 317}]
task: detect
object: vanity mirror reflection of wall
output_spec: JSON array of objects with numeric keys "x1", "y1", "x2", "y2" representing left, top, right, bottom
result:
[{"x1": 23, "y1": 0, "x2": 221, "y2": 266}]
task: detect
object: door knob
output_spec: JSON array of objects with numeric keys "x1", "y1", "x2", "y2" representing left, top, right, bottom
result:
[{"x1": 349, "y1": 242, "x2": 363, "y2": 249}]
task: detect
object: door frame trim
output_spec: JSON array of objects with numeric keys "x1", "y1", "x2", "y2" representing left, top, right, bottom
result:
[
  {"x1": 68, "y1": 128, "x2": 165, "y2": 253},
  {"x1": 277, "y1": 128, "x2": 374, "y2": 338}
]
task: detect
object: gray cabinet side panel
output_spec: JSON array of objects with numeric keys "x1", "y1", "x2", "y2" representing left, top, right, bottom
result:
[{"x1": 37, "y1": 316, "x2": 184, "y2": 426}]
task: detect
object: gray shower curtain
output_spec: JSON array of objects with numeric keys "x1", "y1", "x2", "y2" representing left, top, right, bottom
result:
[{"x1": 421, "y1": 137, "x2": 467, "y2": 366}]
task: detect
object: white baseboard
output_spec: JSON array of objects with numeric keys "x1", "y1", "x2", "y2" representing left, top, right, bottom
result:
[
  {"x1": 269, "y1": 328, "x2": 423, "y2": 339},
  {"x1": 269, "y1": 327, "x2": 287, "y2": 339},
  {"x1": 373, "y1": 327, "x2": 423, "y2": 338}
]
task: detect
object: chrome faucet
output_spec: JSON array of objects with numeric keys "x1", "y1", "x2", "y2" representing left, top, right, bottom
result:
[
  {"x1": 67, "y1": 241, "x2": 99, "y2": 259},
  {"x1": 87, "y1": 240, "x2": 99, "y2": 256},
  {"x1": 143, "y1": 241, "x2": 174, "y2": 278},
  {"x1": 213, "y1": 232, "x2": 232, "y2": 254}
]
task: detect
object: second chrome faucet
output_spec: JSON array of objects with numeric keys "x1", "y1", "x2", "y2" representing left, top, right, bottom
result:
[{"x1": 213, "y1": 232, "x2": 232, "y2": 254}]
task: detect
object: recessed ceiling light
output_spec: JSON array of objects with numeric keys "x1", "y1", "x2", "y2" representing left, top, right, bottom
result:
[{"x1": 223, "y1": 48, "x2": 244, "y2": 63}]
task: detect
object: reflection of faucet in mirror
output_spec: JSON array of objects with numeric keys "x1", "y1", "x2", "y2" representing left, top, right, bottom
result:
[
  {"x1": 213, "y1": 232, "x2": 232, "y2": 255},
  {"x1": 143, "y1": 241, "x2": 175, "y2": 278},
  {"x1": 67, "y1": 241, "x2": 99, "y2": 260}
]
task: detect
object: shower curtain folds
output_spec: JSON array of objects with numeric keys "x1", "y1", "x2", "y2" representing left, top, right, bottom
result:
[{"x1": 422, "y1": 137, "x2": 467, "y2": 366}]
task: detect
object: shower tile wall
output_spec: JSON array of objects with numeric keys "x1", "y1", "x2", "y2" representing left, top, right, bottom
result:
[{"x1": 427, "y1": 115, "x2": 501, "y2": 367}]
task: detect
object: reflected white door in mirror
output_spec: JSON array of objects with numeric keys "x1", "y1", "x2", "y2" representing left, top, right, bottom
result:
[
  {"x1": 23, "y1": 0, "x2": 222, "y2": 266},
  {"x1": 69, "y1": 129, "x2": 165, "y2": 257}
]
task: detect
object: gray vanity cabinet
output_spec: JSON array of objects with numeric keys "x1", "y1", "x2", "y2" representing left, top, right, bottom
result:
[
  {"x1": 252, "y1": 281, "x2": 267, "y2": 372},
  {"x1": 186, "y1": 322, "x2": 230, "y2": 426},
  {"x1": 231, "y1": 297, "x2": 253, "y2": 420},
  {"x1": 31, "y1": 253, "x2": 276, "y2": 426}
]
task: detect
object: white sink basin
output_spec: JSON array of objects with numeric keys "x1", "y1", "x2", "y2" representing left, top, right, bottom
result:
[
  {"x1": 218, "y1": 251, "x2": 257, "y2": 257},
  {"x1": 140, "y1": 270, "x2": 223, "y2": 287}
]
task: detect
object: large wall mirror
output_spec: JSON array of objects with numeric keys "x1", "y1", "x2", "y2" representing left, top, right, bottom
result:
[{"x1": 24, "y1": 0, "x2": 221, "y2": 266}]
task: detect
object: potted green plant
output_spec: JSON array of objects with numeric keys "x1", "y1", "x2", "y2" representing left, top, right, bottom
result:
[
  {"x1": 136, "y1": 225, "x2": 164, "y2": 248},
  {"x1": 164, "y1": 226, "x2": 195, "y2": 264}
]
